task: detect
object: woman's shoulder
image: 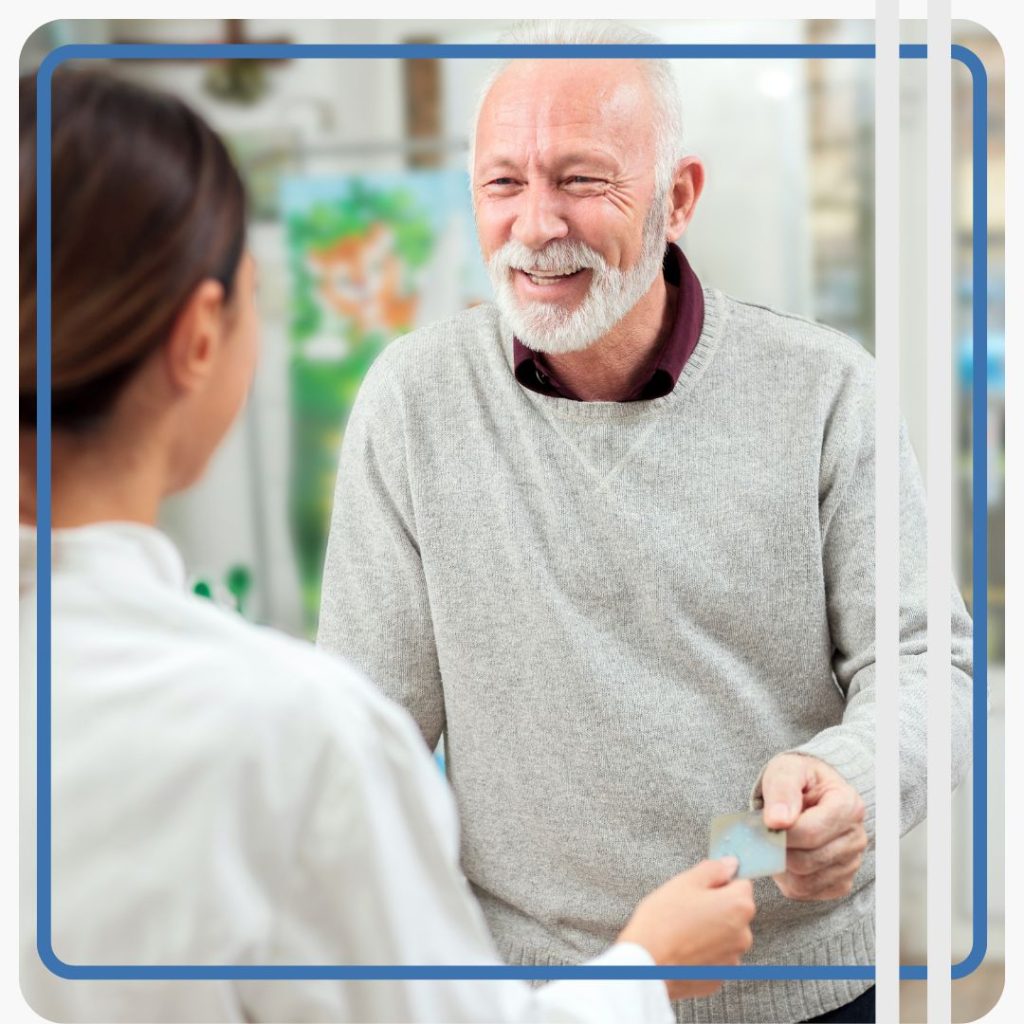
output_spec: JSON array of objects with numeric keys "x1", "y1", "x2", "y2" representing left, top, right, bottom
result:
[
  {"x1": 41, "y1": 524, "x2": 439, "y2": 821},
  {"x1": 179, "y1": 598, "x2": 433, "y2": 776},
  {"x1": 179, "y1": 598, "x2": 383, "y2": 736},
  {"x1": 195, "y1": 606, "x2": 454, "y2": 848}
]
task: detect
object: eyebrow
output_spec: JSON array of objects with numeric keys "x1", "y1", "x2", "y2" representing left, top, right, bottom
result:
[
  {"x1": 476, "y1": 152, "x2": 622, "y2": 178},
  {"x1": 476, "y1": 158, "x2": 521, "y2": 177}
]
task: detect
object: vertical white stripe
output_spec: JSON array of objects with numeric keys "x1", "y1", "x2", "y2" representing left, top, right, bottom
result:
[
  {"x1": 926, "y1": 2, "x2": 953, "y2": 1022},
  {"x1": 874, "y1": 2, "x2": 901, "y2": 1022}
]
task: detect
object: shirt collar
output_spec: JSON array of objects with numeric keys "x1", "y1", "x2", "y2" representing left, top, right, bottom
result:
[
  {"x1": 20, "y1": 522, "x2": 187, "y2": 592},
  {"x1": 512, "y1": 242, "x2": 705, "y2": 402}
]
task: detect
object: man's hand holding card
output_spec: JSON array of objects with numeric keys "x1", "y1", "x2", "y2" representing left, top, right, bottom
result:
[{"x1": 754, "y1": 752, "x2": 869, "y2": 901}]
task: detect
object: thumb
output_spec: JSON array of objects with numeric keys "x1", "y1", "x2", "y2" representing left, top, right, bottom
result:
[
  {"x1": 689, "y1": 856, "x2": 740, "y2": 887},
  {"x1": 760, "y1": 756, "x2": 808, "y2": 829}
]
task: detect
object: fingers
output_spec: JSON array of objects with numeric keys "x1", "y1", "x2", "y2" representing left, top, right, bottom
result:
[
  {"x1": 774, "y1": 863, "x2": 861, "y2": 900},
  {"x1": 726, "y1": 878, "x2": 756, "y2": 917},
  {"x1": 722, "y1": 878, "x2": 757, "y2": 934},
  {"x1": 687, "y1": 856, "x2": 740, "y2": 886},
  {"x1": 786, "y1": 828, "x2": 868, "y2": 877},
  {"x1": 759, "y1": 755, "x2": 811, "y2": 830},
  {"x1": 786, "y1": 789, "x2": 866, "y2": 850},
  {"x1": 773, "y1": 803, "x2": 868, "y2": 900},
  {"x1": 667, "y1": 979, "x2": 724, "y2": 1001},
  {"x1": 773, "y1": 834, "x2": 867, "y2": 900}
]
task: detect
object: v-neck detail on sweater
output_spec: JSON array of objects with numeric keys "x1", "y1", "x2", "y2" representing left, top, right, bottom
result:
[
  {"x1": 501, "y1": 287, "x2": 729, "y2": 424},
  {"x1": 496, "y1": 288, "x2": 728, "y2": 488}
]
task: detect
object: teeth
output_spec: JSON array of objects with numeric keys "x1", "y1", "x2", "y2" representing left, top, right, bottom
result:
[{"x1": 522, "y1": 269, "x2": 579, "y2": 286}]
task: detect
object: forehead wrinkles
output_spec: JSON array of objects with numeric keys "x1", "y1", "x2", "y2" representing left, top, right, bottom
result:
[{"x1": 477, "y1": 63, "x2": 654, "y2": 167}]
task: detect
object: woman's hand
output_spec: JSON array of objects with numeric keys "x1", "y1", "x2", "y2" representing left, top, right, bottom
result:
[{"x1": 617, "y1": 857, "x2": 756, "y2": 1001}]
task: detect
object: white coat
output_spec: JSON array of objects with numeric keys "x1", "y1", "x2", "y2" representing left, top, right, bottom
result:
[{"x1": 20, "y1": 523, "x2": 671, "y2": 1023}]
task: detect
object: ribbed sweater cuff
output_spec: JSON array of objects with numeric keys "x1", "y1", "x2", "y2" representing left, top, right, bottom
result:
[{"x1": 749, "y1": 733, "x2": 876, "y2": 839}]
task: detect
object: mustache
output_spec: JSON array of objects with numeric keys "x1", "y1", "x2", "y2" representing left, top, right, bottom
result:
[{"x1": 488, "y1": 239, "x2": 609, "y2": 276}]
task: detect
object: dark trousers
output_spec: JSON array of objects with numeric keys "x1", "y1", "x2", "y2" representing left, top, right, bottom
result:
[{"x1": 802, "y1": 985, "x2": 875, "y2": 1023}]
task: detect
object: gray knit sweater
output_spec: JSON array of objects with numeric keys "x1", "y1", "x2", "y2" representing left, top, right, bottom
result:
[{"x1": 318, "y1": 290, "x2": 973, "y2": 1023}]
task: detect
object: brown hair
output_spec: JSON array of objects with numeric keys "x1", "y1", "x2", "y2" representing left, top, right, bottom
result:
[{"x1": 20, "y1": 69, "x2": 247, "y2": 429}]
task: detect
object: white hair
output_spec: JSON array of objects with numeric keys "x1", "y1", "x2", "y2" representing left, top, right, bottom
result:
[{"x1": 468, "y1": 20, "x2": 685, "y2": 198}]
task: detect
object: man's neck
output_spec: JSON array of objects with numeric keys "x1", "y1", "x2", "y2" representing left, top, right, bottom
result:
[{"x1": 543, "y1": 276, "x2": 678, "y2": 402}]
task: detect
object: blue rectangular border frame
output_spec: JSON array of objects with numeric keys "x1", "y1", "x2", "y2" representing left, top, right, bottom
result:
[{"x1": 35, "y1": 41, "x2": 990, "y2": 985}]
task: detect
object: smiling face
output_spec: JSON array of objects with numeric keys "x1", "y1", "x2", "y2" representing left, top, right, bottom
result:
[{"x1": 473, "y1": 59, "x2": 670, "y2": 353}]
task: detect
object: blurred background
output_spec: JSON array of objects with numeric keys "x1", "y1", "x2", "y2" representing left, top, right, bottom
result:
[{"x1": 21, "y1": 18, "x2": 1005, "y2": 1021}]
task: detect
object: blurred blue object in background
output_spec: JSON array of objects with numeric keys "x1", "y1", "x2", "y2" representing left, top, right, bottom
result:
[{"x1": 957, "y1": 328, "x2": 1005, "y2": 395}]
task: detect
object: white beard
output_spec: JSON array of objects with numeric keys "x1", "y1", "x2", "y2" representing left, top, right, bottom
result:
[{"x1": 486, "y1": 199, "x2": 669, "y2": 355}]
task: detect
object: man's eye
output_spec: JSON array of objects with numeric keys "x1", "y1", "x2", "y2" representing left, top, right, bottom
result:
[{"x1": 489, "y1": 178, "x2": 516, "y2": 186}]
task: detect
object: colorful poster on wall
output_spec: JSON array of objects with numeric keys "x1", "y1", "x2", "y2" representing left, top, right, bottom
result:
[{"x1": 282, "y1": 171, "x2": 491, "y2": 632}]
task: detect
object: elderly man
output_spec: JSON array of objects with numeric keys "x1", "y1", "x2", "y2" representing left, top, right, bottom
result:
[{"x1": 318, "y1": 20, "x2": 973, "y2": 1024}]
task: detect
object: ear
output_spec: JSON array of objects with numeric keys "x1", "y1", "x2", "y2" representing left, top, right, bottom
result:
[
  {"x1": 165, "y1": 279, "x2": 228, "y2": 394},
  {"x1": 665, "y1": 156, "x2": 706, "y2": 243}
]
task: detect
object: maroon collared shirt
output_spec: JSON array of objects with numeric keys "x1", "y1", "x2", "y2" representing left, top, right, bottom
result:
[{"x1": 512, "y1": 242, "x2": 704, "y2": 402}]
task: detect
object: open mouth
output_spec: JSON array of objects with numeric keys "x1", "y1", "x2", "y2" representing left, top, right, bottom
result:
[{"x1": 516, "y1": 268, "x2": 587, "y2": 287}]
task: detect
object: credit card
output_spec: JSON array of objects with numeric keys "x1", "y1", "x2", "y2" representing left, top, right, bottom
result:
[{"x1": 709, "y1": 811, "x2": 787, "y2": 879}]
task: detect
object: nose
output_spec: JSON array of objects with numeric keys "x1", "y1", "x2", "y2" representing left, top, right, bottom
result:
[{"x1": 510, "y1": 183, "x2": 569, "y2": 251}]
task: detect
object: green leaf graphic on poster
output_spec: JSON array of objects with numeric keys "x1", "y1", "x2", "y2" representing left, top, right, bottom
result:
[{"x1": 282, "y1": 171, "x2": 490, "y2": 633}]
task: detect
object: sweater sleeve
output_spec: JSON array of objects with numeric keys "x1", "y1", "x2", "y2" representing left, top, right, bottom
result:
[
  {"x1": 751, "y1": 368, "x2": 974, "y2": 840},
  {"x1": 317, "y1": 351, "x2": 447, "y2": 750}
]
